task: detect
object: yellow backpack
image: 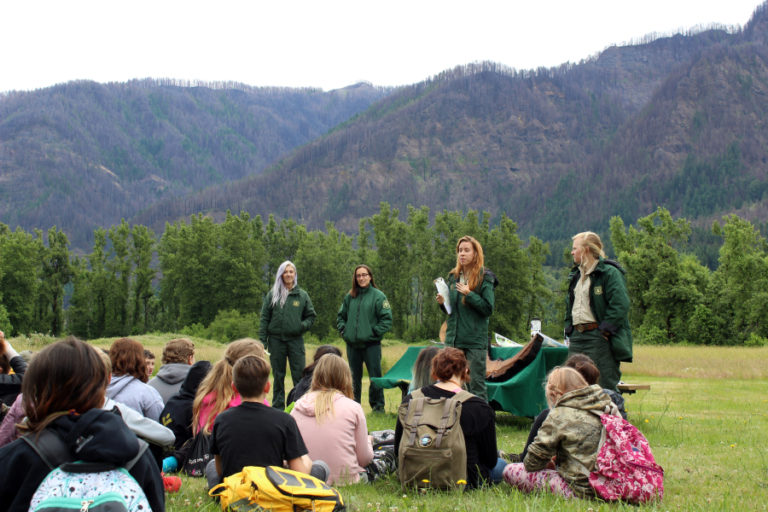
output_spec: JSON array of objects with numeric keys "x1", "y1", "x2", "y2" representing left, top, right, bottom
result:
[{"x1": 209, "y1": 465, "x2": 345, "y2": 512}]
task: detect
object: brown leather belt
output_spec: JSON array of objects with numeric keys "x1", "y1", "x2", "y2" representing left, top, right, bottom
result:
[{"x1": 574, "y1": 322, "x2": 599, "y2": 333}]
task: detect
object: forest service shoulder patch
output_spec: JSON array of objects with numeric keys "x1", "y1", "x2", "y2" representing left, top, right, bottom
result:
[{"x1": 382, "y1": 300, "x2": 391, "y2": 309}]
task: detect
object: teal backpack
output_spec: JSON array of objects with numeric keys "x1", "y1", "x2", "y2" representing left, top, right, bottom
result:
[{"x1": 23, "y1": 429, "x2": 151, "y2": 512}]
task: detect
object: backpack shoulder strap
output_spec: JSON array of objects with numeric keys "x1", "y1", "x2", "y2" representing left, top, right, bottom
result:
[
  {"x1": 21, "y1": 429, "x2": 72, "y2": 470},
  {"x1": 452, "y1": 390, "x2": 474, "y2": 403},
  {"x1": 125, "y1": 439, "x2": 150, "y2": 471},
  {"x1": 23, "y1": 429, "x2": 149, "y2": 473}
]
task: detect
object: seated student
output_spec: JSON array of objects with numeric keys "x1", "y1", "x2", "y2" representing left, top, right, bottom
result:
[
  {"x1": 161, "y1": 360, "x2": 212, "y2": 452},
  {"x1": 144, "y1": 349, "x2": 156, "y2": 380},
  {"x1": 291, "y1": 354, "x2": 374, "y2": 484},
  {"x1": 149, "y1": 338, "x2": 196, "y2": 403},
  {"x1": 407, "y1": 345, "x2": 440, "y2": 393},
  {"x1": 502, "y1": 366, "x2": 619, "y2": 499},
  {"x1": 395, "y1": 347, "x2": 501, "y2": 489},
  {"x1": 107, "y1": 337, "x2": 164, "y2": 421},
  {"x1": 207, "y1": 355, "x2": 328, "y2": 489},
  {"x1": 0, "y1": 337, "x2": 164, "y2": 512},
  {"x1": 286, "y1": 345, "x2": 343, "y2": 407},
  {"x1": 97, "y1": 350, "x2": 175, "y2": 450},
  {"x1": 193, "y1": 338, "x2": 268, "y2": 437},
  {"x1": 512, "y1": 353, "x2": 624, "y2": 462},
  {"x1": 0, "y1": 331, "x2": 26, "y2": 408}
]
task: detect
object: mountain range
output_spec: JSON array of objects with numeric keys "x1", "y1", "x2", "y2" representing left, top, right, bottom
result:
[{"x1": 3, "y1": 3, "x2": 768, "y2": 251}]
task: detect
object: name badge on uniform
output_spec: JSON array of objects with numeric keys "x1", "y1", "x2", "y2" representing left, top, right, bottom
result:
[{"x1": 594, "y1": 286, "x2": 603, "y2": 296}]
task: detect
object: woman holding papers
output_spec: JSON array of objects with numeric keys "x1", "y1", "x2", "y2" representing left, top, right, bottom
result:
[{"x1": 436, "y1": 235, "x2": 498, "y2": 401}]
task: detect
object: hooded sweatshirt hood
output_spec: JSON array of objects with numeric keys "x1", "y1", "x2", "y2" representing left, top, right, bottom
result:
[
  {"x1": 177, "y1": 360, "x2": 212, "y2": 400},
  {"x1": 556, "y1": 384, "x2": 613, "y2": 414},
  {"x1": 52, "y1": 408, "x2": 141, "y2": 465},
  {"x1": 106, "y1": 374, "x2": 137, "y2": 398},
  {"x1": 154, "y1": 363, "x2": 191, "y2": 385}
]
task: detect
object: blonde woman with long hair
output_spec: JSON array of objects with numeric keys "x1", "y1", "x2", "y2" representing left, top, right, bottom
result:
[
  {"x1": 192, "y1": 338, "x2": 267, "y2": 435},
  {"x1": 290, "y1": 354, "x2": 374, "y2": 484},
  {"x1": 435, "y1": 235, "x2": 498, "y2": 400}
]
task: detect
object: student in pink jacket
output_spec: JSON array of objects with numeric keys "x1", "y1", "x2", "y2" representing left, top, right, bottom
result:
[{"x1": 290, "y1": 354, "x2": 373, "y2": 484}]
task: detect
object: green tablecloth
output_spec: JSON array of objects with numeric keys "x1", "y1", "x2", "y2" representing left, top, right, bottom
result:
[{"x1": 371, "y1": 345, "x2": 568, "y2": 417}]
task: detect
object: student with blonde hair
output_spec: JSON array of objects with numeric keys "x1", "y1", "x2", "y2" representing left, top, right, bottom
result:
[
  {"x1": 290, "y1": 354, "x2": 373, "y2": 484},
  {"x1": 566, "y1": 231, "x2": 633, "y2": 392},
  {"x1": 502, "y1": 366, "x2": 618, "y2": 499},
  {"x1": 193, "y1": 338, "x2": 267, "y2": 435}
]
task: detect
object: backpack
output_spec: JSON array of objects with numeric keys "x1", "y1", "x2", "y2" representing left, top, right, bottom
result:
[
  {"x1": 179, "y1": 431, "x2": 213, "y2": 477},
  {"x1": 23, "y1": 429, "x2": 151, "y2": 512},
  {"x1": 397, "y1": 388, "x2": 472, "y2": 490},
  {"x1": 588, "y1": 414, "x2": 664, "y2": 504},
  {"x1": 209, "y1": 465, "x2": 345, "y2": 512}
]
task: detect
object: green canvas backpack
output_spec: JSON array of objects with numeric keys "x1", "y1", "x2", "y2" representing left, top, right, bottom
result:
[{"x1": 397, "y1": 388, "x2": 473, "y2": 490}]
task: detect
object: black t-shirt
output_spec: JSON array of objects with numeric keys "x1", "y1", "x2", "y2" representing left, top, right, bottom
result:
[
  {"x1": 211, "y1": 401, "x2": 308, "y2": 479},
  {"x1": 394, "y1": 385, "x2": 498, "y2": 488}
]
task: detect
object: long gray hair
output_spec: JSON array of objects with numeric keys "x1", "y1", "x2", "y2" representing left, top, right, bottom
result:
[{"x1": 270, "y1": 260, "x2": 297, "y2": 308}]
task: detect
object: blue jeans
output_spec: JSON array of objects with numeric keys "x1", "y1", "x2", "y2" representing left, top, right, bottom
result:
[{"x1": 489, "y1": 457, "x2": 508, "y2": 484}]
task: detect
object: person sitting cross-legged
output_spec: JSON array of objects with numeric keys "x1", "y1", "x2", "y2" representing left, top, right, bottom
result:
[{"x1": 206, "y1": 355, "x2": 328, "y2": 489}]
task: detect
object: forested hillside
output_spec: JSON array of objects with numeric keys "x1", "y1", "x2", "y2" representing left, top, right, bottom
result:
[
  {"x1": 0, "y1": 80, "x2": 389, "y2": 248},
  {"x1": 136, "y1": 4, "x2": 768, "y2": 249}
]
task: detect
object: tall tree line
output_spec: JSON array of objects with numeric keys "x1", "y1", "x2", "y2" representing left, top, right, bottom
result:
[{"x1": 1, "y1": 204, "x2": 766, "y2": 346}]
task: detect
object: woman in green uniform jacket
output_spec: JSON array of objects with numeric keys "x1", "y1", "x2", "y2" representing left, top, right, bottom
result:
[
  {"x1": 436, "y1": 235, "x2": 497, "y2": 401},
  {"x1": 336, "y1": 264, "x2": 392, "y2": 412},
  {"x1": 259, "y1": 260, "x2": 316, "y2": 409},
  {"x1": 565, "y1": 231, "x2": 632, "y2": 392}
]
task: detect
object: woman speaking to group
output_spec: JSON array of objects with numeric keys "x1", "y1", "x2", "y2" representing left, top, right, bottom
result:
[
  {"x1": 337, "y1": 264, "x2": 392, "y2": 412},
  {"x1": 436, "y1": 235, "x2": 497, "y2": 401}
]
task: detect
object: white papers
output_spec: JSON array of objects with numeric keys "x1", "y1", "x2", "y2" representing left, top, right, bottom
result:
[
  {"x1": 434, "y1": 277, "x2": 451, "y2": 314},
  {"x1": 493, "y1": 332, "x2": 523, "y2": 347}
]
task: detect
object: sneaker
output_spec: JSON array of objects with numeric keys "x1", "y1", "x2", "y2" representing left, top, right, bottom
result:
[{"x1": 498, "y1": 450, "x2": 522, "y2": 463}]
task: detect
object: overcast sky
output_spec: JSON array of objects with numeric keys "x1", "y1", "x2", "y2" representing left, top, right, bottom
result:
[{"x1": 1, "y1": 0, "x2": 763, "y2": 93}]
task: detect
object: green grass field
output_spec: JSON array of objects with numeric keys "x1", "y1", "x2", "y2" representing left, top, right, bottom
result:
[{"x1": 15, "y1": 336, "x2": 768, "y2": 511}]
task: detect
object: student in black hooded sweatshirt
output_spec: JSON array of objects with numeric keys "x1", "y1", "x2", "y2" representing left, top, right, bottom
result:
[
  {"x1": 0, "y1": 337, "x2": 164, "y2": 512},
  {"x1": 160, "y1": 360, "x2": 212, "y2": 451}
]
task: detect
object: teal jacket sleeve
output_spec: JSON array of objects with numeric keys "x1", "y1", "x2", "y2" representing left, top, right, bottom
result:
[
  {"x1": 301, "y1": 291, "x2": 317, "y2": 333},
  {"x1": 372, "y1": 293, "x2": 393, "y2": 338},
  {"x1": 336, "y1": 295, "x2": 349, "y2": 333},
  {"x1": 464, "y1": 276, "x2": 495, "y2": 318},
  {"x1": 259, "y1": 291, "x2": 272, "y2": 342},
  {"x1": 598, "y1": 266, "x2": 631, "y2": 336}
]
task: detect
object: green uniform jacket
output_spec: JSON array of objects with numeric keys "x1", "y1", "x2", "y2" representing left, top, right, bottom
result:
[
  {"x1": 565, "y1": 258, "x2": 633, "y2": 362},
  {"x1": 524, "y1": 384, "x2": 613, "y2": 498},
  {"x1": 259, "y1": 286, "x2": 316, "y2": 343},
  {"x1": 443, "y1": 270, "x2": 497, "y2": 350},
  {"x1": 336, "y1": 285, "x2": 393, "y2": 348}
]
